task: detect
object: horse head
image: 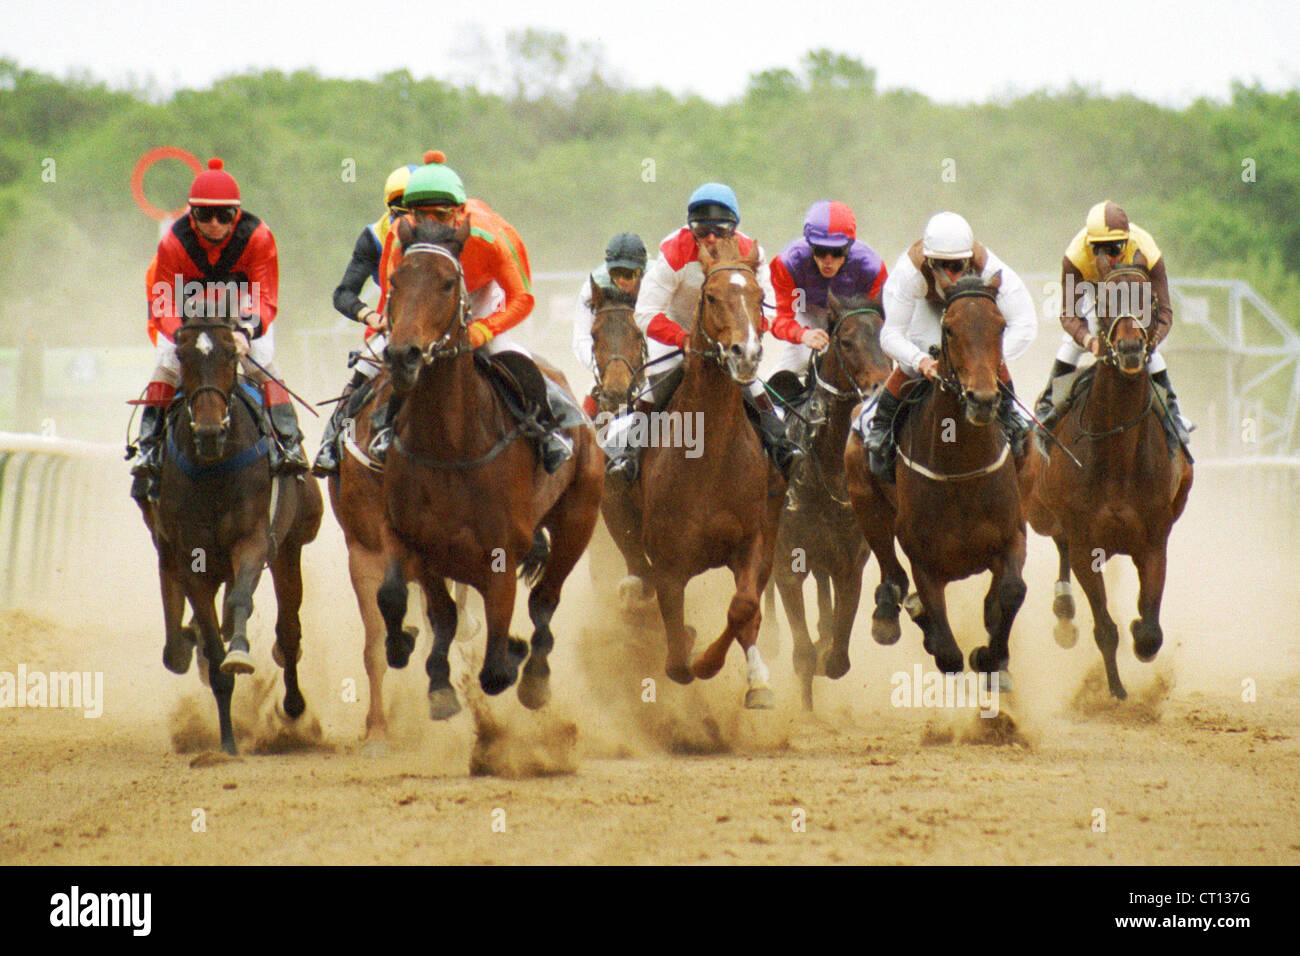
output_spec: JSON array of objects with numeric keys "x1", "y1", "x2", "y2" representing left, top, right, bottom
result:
[
  {"x1": 823, "y1": 292, "x2": 891, "y2": 400},
  {"x1": 939, "y1": 272, "x2": 1006, "y2": 426},
  {"x1": 175, "y1": 309, "x2": 240, "y2": 463},
  {"x1": 1095, "y1": 264, "x2": 1154, "y2": 376},
  {"x1": 384, "y1": 217, "x2": 471, "y2": 392},
  {"x1": 590, "y1": 280, "x2": 645, "y2": 413},
  {"x1": 695, "y1": 238, "x2": 764, "y2": 384}
]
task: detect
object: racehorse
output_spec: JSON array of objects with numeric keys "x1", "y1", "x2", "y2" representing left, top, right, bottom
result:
[
  {"x1": 769, "y1": 294, "x2": 891, "y2": 710},
  {"x1": 375, "y1": 219, "x2": 603, "y2": 718},
  {"x1": 139, "y1": 314, "x2": 323, "y2": 755},
  {"x1": 1020, "y1": 264, "x2": 1193, "y2": 699},
  {"x1": 845, "y1": 274, "x2": 1027, "y2": 684},
  {"x1": 325, "y1": 367, "x2": 480, "y2": 748},
  {"x1": 638, "y1": 238, "x2": 784, "y2": 708}
]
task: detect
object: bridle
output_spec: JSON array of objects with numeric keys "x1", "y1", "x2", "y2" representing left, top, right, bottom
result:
[
  {"x1": 176, "y1": 321, "x2": 238, "y2": 434},
  {"x1": 591, "y1": 302, "x2": 648, "y2": 407},
  {"x1": 1093, "y1": 265, "x2": 1153, "y2": 369},
  {"x1": 934, "y1": 284, "x2": 1000, "y2": 401},
  {"x1": 394, "y1": 242, "x2": 473, "y2": 365},
  {"x1": 690, "y1": 262, "x2": 762, "y2": 371},
  {"x1": 811, "y1": 307, "x2": 880, "y2": 405}
]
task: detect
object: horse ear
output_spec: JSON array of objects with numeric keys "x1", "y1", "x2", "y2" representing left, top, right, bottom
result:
[
  {"x1": 743, "y1": 241, "x2": 760, "y2": 271},
  {"x1": 454, "y1": 216, "x2": 471, "y2": 245},
  {"x1": 698, "y1": 241, "x2": 718, "y2": 273},
  {"x1": 827, "y1": 290, "x2": 841, "y2": 323},
  {"x1": 986, "y1": 269, "x2": 1002, "y2": 291},
  {"x1": 590, "y1": 277, "x2": 605, "y2": 310}
]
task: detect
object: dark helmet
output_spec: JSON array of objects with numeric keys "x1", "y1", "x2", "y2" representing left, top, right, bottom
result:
[{"x1": 605, "y1": 233, "x2": 647, "y2": 271}]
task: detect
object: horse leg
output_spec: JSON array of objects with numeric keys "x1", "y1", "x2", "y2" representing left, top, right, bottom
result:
[
  {"x1": 480, "y1": 560, "x2": 527, "y2": 696},
  {"x1": 693, "y1": 540, "x2": 763, "y2": 683},
  {"x1": 348, "y1": 546, "x2": 391, "y2": 744},
  {"x1": 653, "y1": 572, "x2": 694, "y2": 685},
  {"x1": 269, "y1": 541, "x2": 307, "y2": 720},
  {"x1": 419, "y1": 573, "x2": 461, "y2": 719},
  {"x1": 821, "y1": 561, "x2": 864, "y2": 681},
  {"x1": 189, "y1": 581, "x2": 237, "y2": 754},
  {"x1": 776, "y1": 571, "x2": 816, "y2": 710},
  {"x1": 970, "y1": 540, "x2": 1027, "y2": 692},
  {"x1": 1131, "y1": 545, "x2": 1167, "y2": 663},
  {"x1": 1052, "y1": 535, "x2": 1078, "y2": 648},
  {"x1": 911, "y1": 564, "x2": 963, "y2": 674},
  {"x1": 811, "y1": 571, "x2": 834, "y2": 656},
  {"x1": 861, "y1": 491, "x2": 908, "y2": 646},
  {"x1": 159, "y1": 550, "x2": 195, "y2": 674},
  {"x1": 218, "y1": 535, "x2": 270, "y2": 675},
  {"x1": 1068, "y1": 542, "x2": 1125, "y2": 699},
  {"x1": 377, "y1": 551, "x2": 415, "y2": 669},
  {"x1": 758, "y1": 581, "x2": 780, "y2": 660},
  {"x1": 602, "y1": 492, "x2": 655, "y2": 612}
]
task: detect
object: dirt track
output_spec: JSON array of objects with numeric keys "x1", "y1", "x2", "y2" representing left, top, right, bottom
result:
[{"x1": 2, "y1": 470, "x2": 1298, "y2": 865}]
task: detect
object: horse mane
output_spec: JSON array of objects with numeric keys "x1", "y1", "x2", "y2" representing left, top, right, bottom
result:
[
  {"x1": 401, "y1": 220, "x2": 466, "y2": 257},
  {"x1": 945, "y1": 275, "x2": 993, "y2": 301},
  {"x1": 831, "y1": 293, "x2": 881, "y2": 318},
  {"x1": 599, "y1": 286, "x2": 637, "y2": 309}
]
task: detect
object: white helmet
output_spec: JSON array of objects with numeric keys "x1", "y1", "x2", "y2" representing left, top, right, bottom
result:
[{"x1": 922, "y1": 211, "x2": 974, "y2": 259}]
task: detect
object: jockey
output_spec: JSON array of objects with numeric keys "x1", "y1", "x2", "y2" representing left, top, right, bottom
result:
[
  {"x1": 864, "y1": 211, "x2": 1037, "y2": 482},
  {"x1": 368, "y1": 151, "x2": 574, "y2": 473},
  {"x1": 313, "y1": 162, "x2": 417, "y2": 476},
  {"x1": 767, "y1": 200, "x2": 887, "y2": 397},
  {"x1": 572, "y1": 231, "x2": 647, "y2": 415},
  {"x1": 608, "y1": 182, "x2": 793, "y2": 480},
  {"x1": 1034, "y1": 200, "x2": 1191, "y2": 445},
  {"x1": 131, "y1": 157, "x2": 307, "y2": 503}
]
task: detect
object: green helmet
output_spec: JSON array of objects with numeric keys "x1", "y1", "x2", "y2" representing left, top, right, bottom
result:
[{"x1": 402, "y1": 150, "x2": 467, "y2": 207}]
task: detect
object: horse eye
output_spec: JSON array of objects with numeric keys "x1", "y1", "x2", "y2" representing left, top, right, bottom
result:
[{"x1": 443, "y1": 279, "x2": 456, "y2": 293}]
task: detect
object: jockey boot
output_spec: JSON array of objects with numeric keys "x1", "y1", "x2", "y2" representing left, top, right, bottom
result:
[
  {"x1": 1150, "y1": 368, "x2": 1194, "y2": 448},
  {"x1": 368, "y1": 392, "x2": 407, "y2": 462},
  {"x1": 865, "y1": 388, "x2": 903, "y2": 484},
  {"x1": 746, "y1": 387, "x2": 802, "y2": 480},
  {"x1": 998, "y1": 382, "x2": 1032, "y2": 461},
  {"x1": 312, "y1": 371, "x2": 368, "y2": 477},
  {"x1": 605, "y1": 400, "x2": 650, "y2": 483},
  {"x1": 265, "y1": 384, "x2": 309, "y2": 475},
  {"x1": 129, "y1": 381, "x2": 175, "y2": 503},
  {"x1": 1034, "y1": 360, "x2": 1077, "y2": 435},
  {"x1": 490, "y1": 350, "x2": 575, "y2": 474}
]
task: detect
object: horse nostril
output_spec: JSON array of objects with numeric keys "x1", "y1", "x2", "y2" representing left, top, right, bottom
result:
[{"x1": 729, "y1": 344, "x2": 744, "y2": 357}]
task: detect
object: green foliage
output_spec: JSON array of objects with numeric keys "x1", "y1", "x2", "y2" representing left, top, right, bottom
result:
[{"x1": 0, "y1": 55, "x2": 1297, "y2": 350}]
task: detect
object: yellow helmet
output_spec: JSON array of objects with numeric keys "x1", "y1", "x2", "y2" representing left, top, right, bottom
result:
[
  {"x1": 384, "y1": 164, "x2": 418, "y2": 206},
  {"x1": 1085, "y1": 200, "x2": 1130, "y2": 243}
]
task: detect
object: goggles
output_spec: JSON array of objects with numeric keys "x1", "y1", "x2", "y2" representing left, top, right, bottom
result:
[
  {"x1": 1090, "y1": 240, "x2": 1126, "y2": 257},
  {"x1": 811, "y1": 244, "x2": 848, "y2": 260},
  {"x1": 928, "y1": 257, "x2": 969, "y2": 275},
  {"x1": 192, "y1": 206, "x2": 237, "y2": 225},
  {"x1": 689, "y1": 220, "x2": 737, "y2": 240}
]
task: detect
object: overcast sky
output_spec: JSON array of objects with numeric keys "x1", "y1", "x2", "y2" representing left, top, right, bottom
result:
[{"x1": 3, "y1": 0, "x2": 1298, "y2": 105}]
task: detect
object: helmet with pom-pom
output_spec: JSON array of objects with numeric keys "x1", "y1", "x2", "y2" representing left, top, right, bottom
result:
[
  {"x1": 189, "y1": 158, "x2": 241, "y2": 206},
  {"x1": 403, "y1": 150, "x2": 466, "y2": 207}
]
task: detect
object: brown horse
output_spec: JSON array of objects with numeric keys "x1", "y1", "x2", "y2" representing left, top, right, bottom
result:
[
  {"x1": 1021, "y1": 265, "x2": 1193, "y2": 699},
  {"x1": 140, "y1": 316, "x2": 323, "y2": 755},
  {"x1": 769, "y1": 294, "x2": 891, "y2": 710},
  {"x1": 845, "y1": 274, "x2": 1027, "y2": 684},
  {"x1": 637, "y1": 238, "x2": 784, "y2": 708},
  {"x1": 325, "y1": 368, "x2": 480, "y2": 748},
  {"x1": 375, "y1": 220, "x2": 604, "y2": 717}
]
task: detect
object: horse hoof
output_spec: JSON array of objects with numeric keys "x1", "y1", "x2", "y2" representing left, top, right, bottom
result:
[
  {"x1": 386, "y1": 629, "x2": 416, "y2": 669},
  {"x1": 819, "y1": 648, "x2": 850, "y2": 680},
  {"x1": 936, "y1": 651, "x2": 964, "y2": 675},
  {"x1": 480, "y1": 666, "x2": 518, "y2": 697},
  {"x1": 665, "y1": 661, "x2": 695, "y2": 685},
  {"x1": 221, "y1": 738, "x2": 239, "y2": 757},
  {"x1": 517, "y1": 674, "x2": 551, "y2": 711},
  {"x1": 1052, "y1": 593, "x2": 1075, "y2": 620},
  {"x1": 220, "y1": 649, "x2": 255, "y2": 675},
  {"x1": 1053, "y1": 619, "x2": 1079, "y2": 649},
  {"x1": 507, "y1": 636, "x2": 530, "y2": 663},
  {"x1": 271, "y1": 642, "x2": 303, "y2": 669},
  {"x1": 996, "y1": 670, "x2": 1013, "y2": 693},
  {"x1": 617, "y1": 576, "x2": 653, "y2": 610},
  {"x1": 744, "y1": 687, "x2": 776, "y2": 710},
  {"x1": 1131, "y1": 620, "x2": 1162, "y2": 662},
  {"x1": 427, "y1": 687, "x2": 462, "y2": 721},
  {"x1": 279, "y1": 693, "x2": 306, "y2": 721},
  {"x1": 871, "y1": 615, "x2": 902, "y2": 645},
  {"x1": 1110, "y1": 682, "x2": 1129, "y2": 701},
  {"x1": 691, "y1": 653, "x2": 725, "y2": 681},
  {"x1": 162, "y1": 640, "x2": 194, "y2": 675}
]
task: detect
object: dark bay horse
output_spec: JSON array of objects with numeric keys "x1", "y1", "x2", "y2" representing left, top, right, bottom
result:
[
  {"x1": 638, "y1": 238, "x2": 784, "y2": 709},
  {"x1": 1021, "y1": 265, "x2": 1193, "y2": 699},
  {"x1": 327, "y1": 367, "x2": 481, "y2": 748},
  {"x1": 139, "y1": 316, "x2": 323, "y2": 755},
  {"x1": 769, "y1": 295, "x2": 891, "y2": 710},
  {"x1": 376, "y1": 220, "x2": 604, "y2": 718},
  {"x1": 845, "y1": 274, "x2": 1027, "y2": 685}
]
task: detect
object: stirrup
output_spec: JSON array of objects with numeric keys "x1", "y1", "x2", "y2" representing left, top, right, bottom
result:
[
  {"x1": 541, "y1": 430, "x2": 574, "y2": 474},
  {"x1": 369, "y1": 427, "x2": 393, "y2": 461}
]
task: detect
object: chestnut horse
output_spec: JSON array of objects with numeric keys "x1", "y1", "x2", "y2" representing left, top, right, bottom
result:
[
  {"x1": 1020, "y1": 265, "x2": 1193, "y2": 699},
  {"x1": 770, "y1": 295, "x2": 891, "y2": 710},
  {"x1": 845, "y1": 274, "x2": 1027, "y2": 684},
  {"x1": 140, "y1": 316, "x2": 323, "y2": 755},
  {"x1": 326, "y1": 369, "x2": 479, "y2": 747},
  {"x1": 376, "y1": 220, "x2": 603, "y2": 717},
  {"x1": 638, "y1": 238, "x2": 784, "y2": 708}
]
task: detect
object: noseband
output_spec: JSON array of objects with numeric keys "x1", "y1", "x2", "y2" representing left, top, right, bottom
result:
[
  {"x1": 812, "y1": 307, "x2": 880, "y2": 405},
  {"x1": 691, "y1": 263, "x2": 762, "y2": 370},
  {"x1": 591, "y1": 303, "x2": 648, "y2": 405},
  {"x1": 178, "y1": 322, "x2": 238, "y2": 434},
  {"x1": 396, "y1": 242, "x2": 473, "y2": 365},
  {"x1": 934, "y1": 285, "x2": 1000, "y2": 400},
  {"x1": 1095, "y1": 266, "x2": 1153, "y2": 368}
]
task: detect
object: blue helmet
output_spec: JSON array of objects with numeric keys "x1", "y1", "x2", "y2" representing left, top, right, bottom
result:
[{"x1": 687, "y1": 183, "x2": 740, "y2": 224}]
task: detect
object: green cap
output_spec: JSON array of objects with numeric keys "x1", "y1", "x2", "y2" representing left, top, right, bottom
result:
[{"x1": 403, "y1": 150, "x2": 466, "y2": 207}]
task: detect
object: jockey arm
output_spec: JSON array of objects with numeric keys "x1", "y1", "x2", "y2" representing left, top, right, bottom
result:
[
  {"x1": 880, "y1": 260, "x2": 930, "y2": 372},
  {"x1": 572, "y1": 277, "x2": 597, "y2": 373},
  {"x1": 467, "y1": 231, "x2": 534, "y2": 341},
  {"x1": 990, "y1": 259, "x2": 1037, "y2": 362},
  {"x1": 767, "y1": 256, "x2": 808, "y2": 344},
  {"x1": 635, "y1": 253, "x2": 689, "y2": 348},
  {"x1": 1059, "y1": 256, "x2": 1093, "y2": 348},
  {"x1": 333, "y1": 227, "x2": 381, "y2": 322},
  {"x1": 1148, "y1": 257, "x2": 1174, "y2": 347},
  {"x1": 235, "y1": 226, "x2": 279, "y2": 340}
]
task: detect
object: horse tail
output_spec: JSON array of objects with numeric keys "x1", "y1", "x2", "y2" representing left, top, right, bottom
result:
[{"x1": 518, "y1": 528, "x2": 551, "y2": 588}]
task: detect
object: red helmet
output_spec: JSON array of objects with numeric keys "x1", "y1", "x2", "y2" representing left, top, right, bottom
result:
[{"x1": 188, "y1": 158, "x2": 241, "y2": 206}]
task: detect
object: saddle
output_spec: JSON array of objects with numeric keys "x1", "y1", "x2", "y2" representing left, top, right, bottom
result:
[{"x1": 477, "y1": 352, "x2": 586, "y2": 437}]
